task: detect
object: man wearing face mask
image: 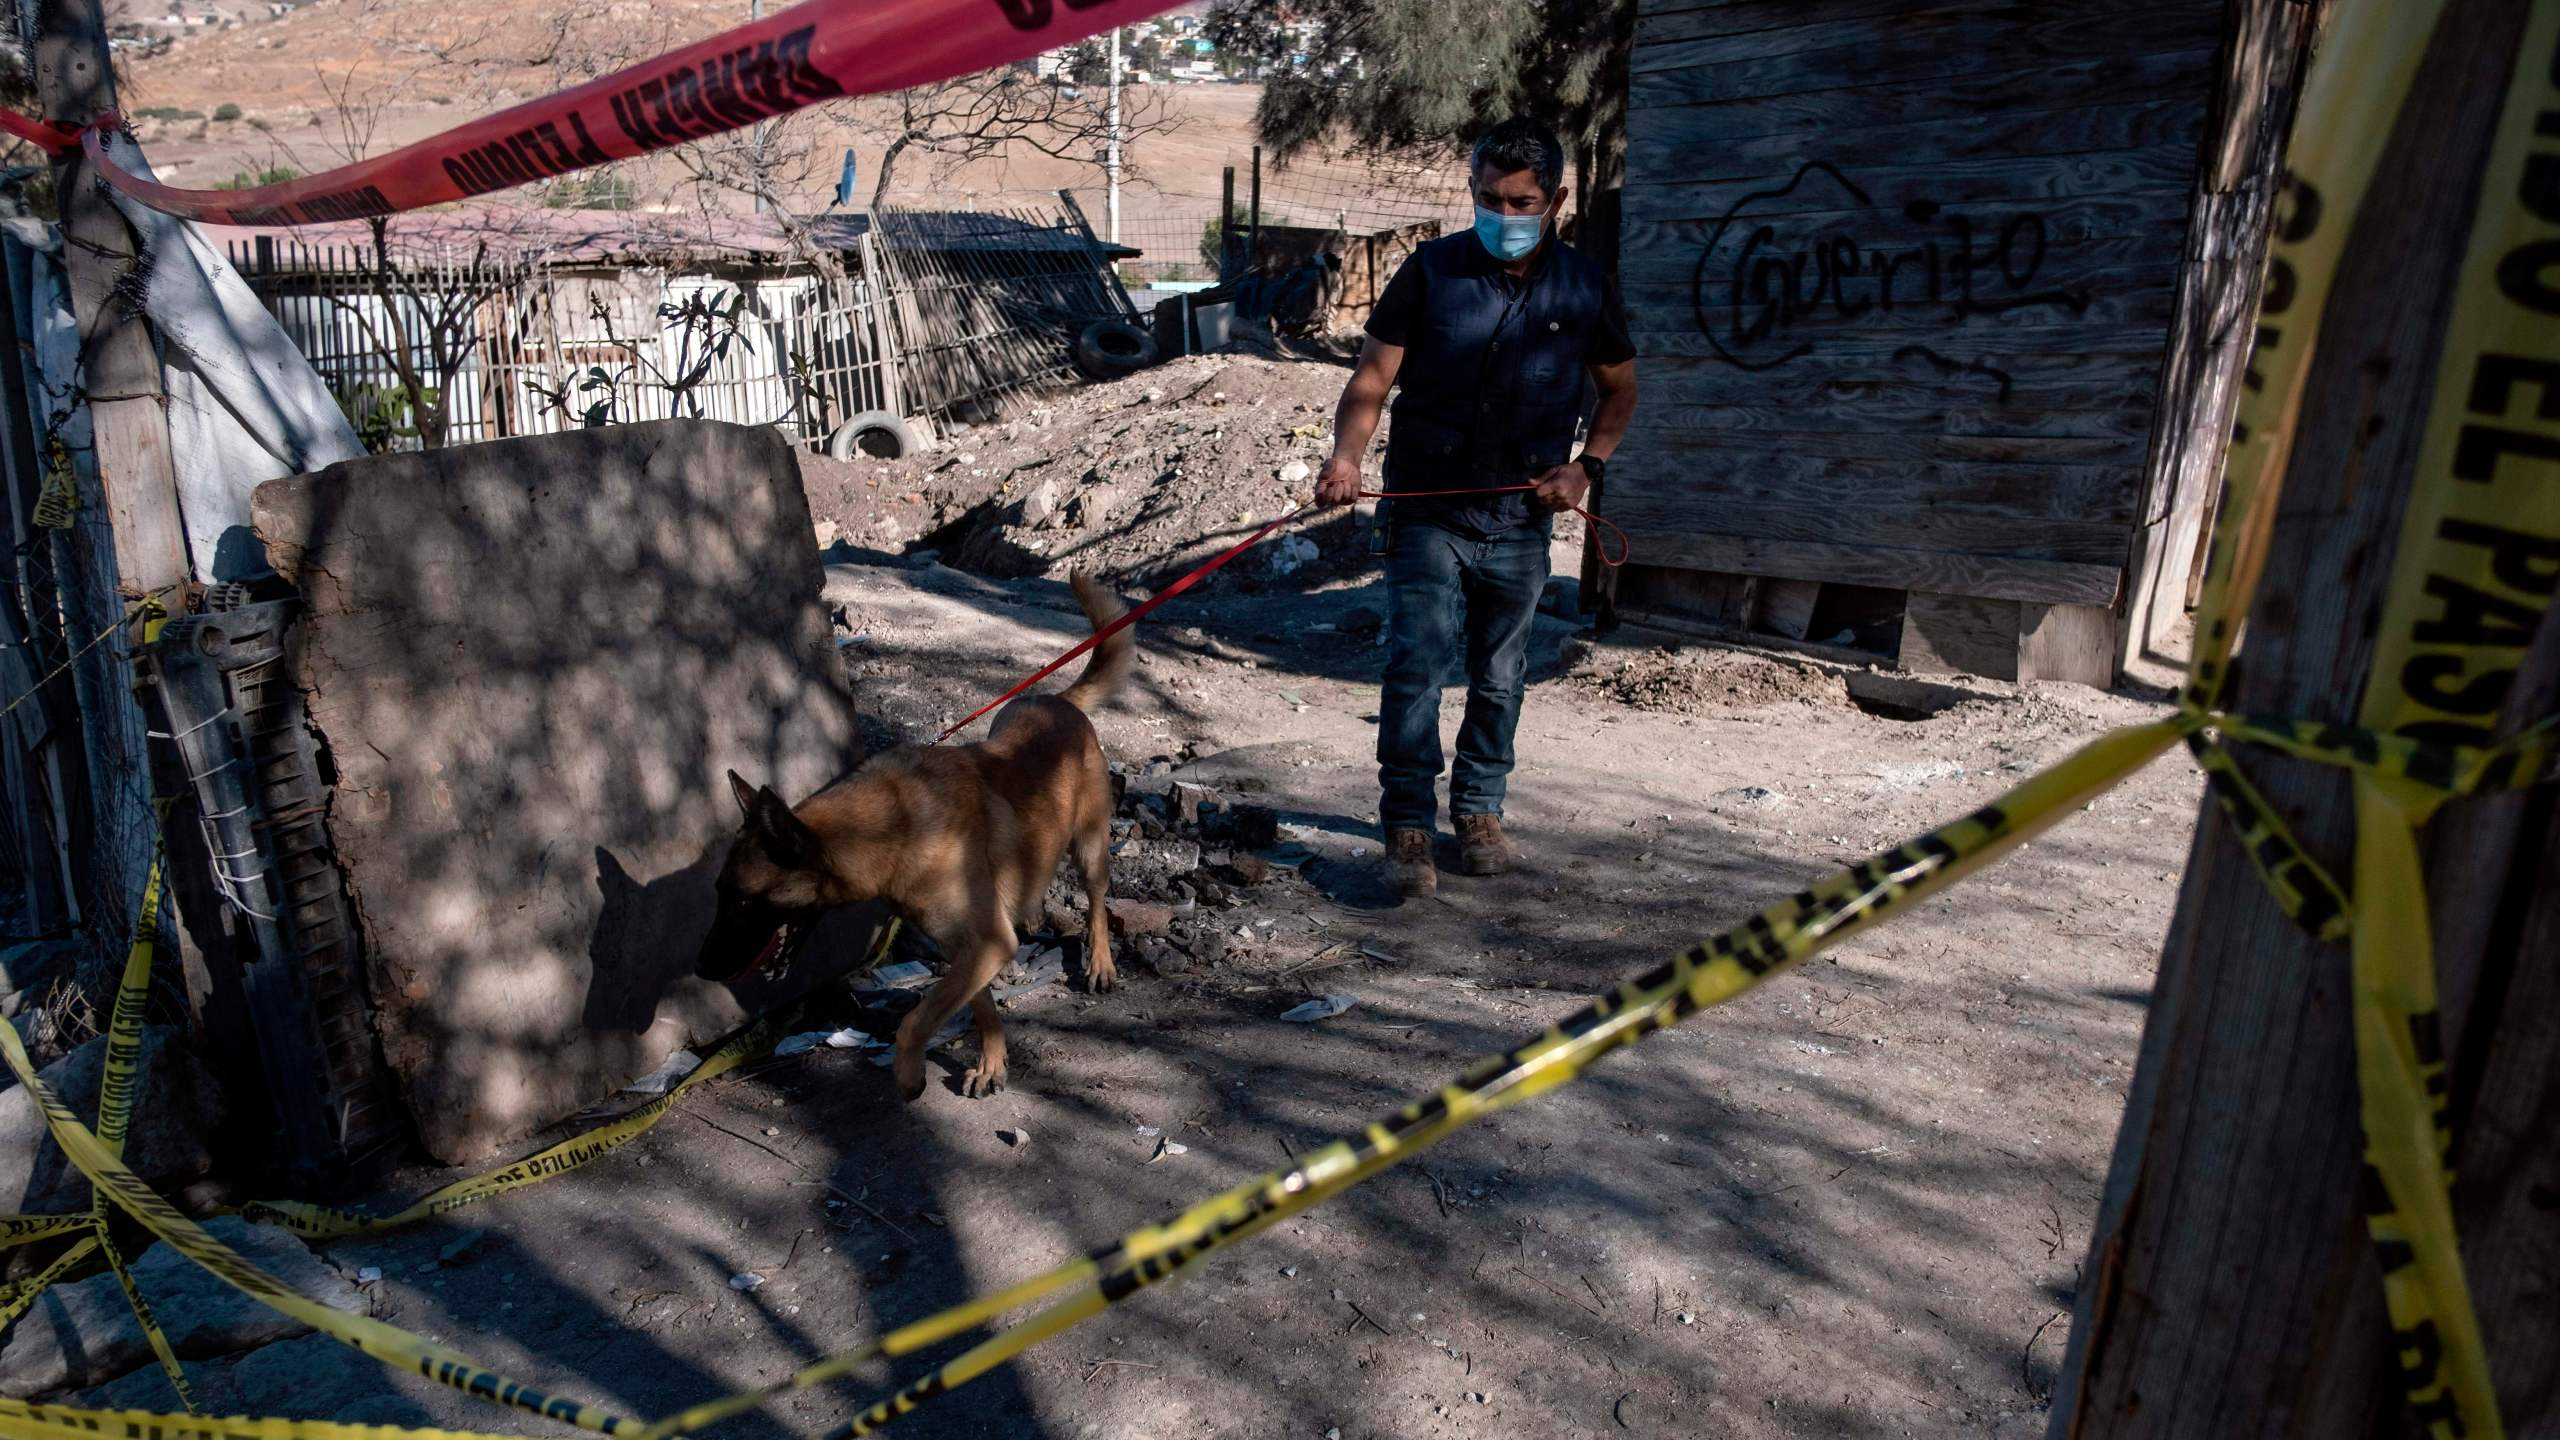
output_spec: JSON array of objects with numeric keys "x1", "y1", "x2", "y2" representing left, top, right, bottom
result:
[{"x1": 1314, "y1": 116, "x2": 1640, "y2": 898}]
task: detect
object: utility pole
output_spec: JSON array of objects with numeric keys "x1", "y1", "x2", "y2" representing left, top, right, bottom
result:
[
  {"x1": 2055, "y1": 0, "x2": 2560, "y2": 1431},
  {"x1": 33, "y1": 0, "x2": 189, "y2": 624},
  {"x1": 747, "y1": 0, "x2": 762, "y2": 212},
  {"x1": 1104, "y1": 25, "x2": 1123, "y2": 247}
]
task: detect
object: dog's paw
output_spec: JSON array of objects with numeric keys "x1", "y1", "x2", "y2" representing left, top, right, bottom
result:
[
  {"x1": 894, "y1": 1052, "x2": 928, "y2": 1102},
  {"x1": 1086, "y1": 956, "x2": 1119, "y2": 993},
  {"x1": 961, "y1": 1062, "x2": 1007, "y2": 1098}
]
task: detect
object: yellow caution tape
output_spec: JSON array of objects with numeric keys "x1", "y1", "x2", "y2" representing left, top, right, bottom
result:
[
  {"x1": 30, "y1": 438, "x2": 77, "y2": 530},
  {"x1": 238, "y1": 917, "x2": 902, "y2": 1241},
  {"x1": 0, "y1": 1400, "x2": 548, "y2": 1440},
  {"x1": 0, "y1": 1016, "x2": 642, "y2": 1437},
  {"x1": 86, "y1": 855, "x2": 201, "y2": 1415},
  {"x1": 2333, "y1": 2, "x2": 2560, "y2": 1431},
  {"x1": 0, "y1": 6, "x2": 2537, "y2": 1431},
  {"x1": 0, "y1": 1234, "x2": 99, "y2": 1331},
  {"x1": 745, "y1": 721, "x2": 2193, "y2": 1438},
  {"x1": 0, "y1": 1214, "x2": 93, "y2": 1248}
]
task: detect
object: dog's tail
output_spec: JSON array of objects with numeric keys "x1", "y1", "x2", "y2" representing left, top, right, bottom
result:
[{"x1": 1060, "y1": 570, "x2": 1135, "y2": 714}]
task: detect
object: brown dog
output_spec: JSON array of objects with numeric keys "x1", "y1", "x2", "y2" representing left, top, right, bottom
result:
[{"x1": 696, "y1": 572, "x2": 1132, "y2": 1100}]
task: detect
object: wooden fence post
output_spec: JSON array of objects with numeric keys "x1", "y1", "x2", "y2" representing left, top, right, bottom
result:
[{"x1": 2054, "y1": 0, "x2": 2559, "y2": 1431}]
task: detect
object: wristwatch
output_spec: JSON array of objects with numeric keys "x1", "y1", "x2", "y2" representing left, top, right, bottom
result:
[{"x1": 1576, "y1": 453, "x2": 1607, "y2": 486}]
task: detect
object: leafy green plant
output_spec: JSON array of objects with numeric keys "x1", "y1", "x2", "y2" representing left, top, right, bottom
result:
[
  {"x1": 335, "y1": 381, "x2": 437, "y2": 452},
  {"x1": 211, "y1": 102, "x2": 242, "y2": 122}
]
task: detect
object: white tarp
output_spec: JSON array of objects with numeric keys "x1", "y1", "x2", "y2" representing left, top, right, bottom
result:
[{"x1": 91, "y1": 130, "x2": 367, "y2": 579}]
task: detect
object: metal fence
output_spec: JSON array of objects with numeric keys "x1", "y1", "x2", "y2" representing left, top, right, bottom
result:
[{"x1": 224, "y1": 199, "x2": 1133, "y2": 454}]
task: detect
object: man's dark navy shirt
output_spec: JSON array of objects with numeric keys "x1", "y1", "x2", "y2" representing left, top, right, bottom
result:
[{"x1": 1364, "y1": 232, "x2": 1634, "y2": 537}]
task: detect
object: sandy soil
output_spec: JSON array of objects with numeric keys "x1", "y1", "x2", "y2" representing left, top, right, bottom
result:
[{"x1": 48, "y1": 351, "x2": 2209, "y2": 1438}]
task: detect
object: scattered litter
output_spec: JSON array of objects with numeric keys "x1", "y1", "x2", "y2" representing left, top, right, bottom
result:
[
  {"x1": 1280, "y1": 1265, "x2": 1297, "y2": 1278},
  {"x1": 729, "y1": 1273, "x2": 766, "y2": 1293},
  {"x1": 873, "y1": 961, "x2": 937, "y2": 989},
  {"x1": 1792, "y1": 1041, "x2": 1836, "y2": 1056},
  {"x1": 761, "y1": 1125, "x2": 780, "y2": 1137},
  {"x1": 1265, "y1": 843, "x2": 1318, "y2": 870},
  {"x1": 1144, "y1": 1136, "x2": 1190, "y2": 1164},
  {"x1": 1135, "y1": 1124, "x2": 1163, "y2": 1138},
  {"x1": 1280, "y1": 993, "x2": 1359, "y2": 1023},
  {"x1": 1359, "y1": 945, "x2": 1403, "y2": 965},
  {"x1": 1676, "y1": 1311, "x2": 1695, "y2": 1325},
  {"x1": 999, "y1": 1127, "x2": 1033, "y2": 1151},
  {"x1": 621, "y1": 1049, "x2": 701, "y2": 1095},
  {"x1": 354, "y1": 1266, "x2": 382, "y2": 1287},
  {"x1": 1277, "y1": 688, "x2": 1305, "y2": 706},
  {"x1": 774, "y1": 1028, "x2": 869, "y2": 1057}
]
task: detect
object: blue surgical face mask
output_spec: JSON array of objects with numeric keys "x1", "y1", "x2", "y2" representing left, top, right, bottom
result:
[{"x1": 1473, "y1": 204, "x2": 1548, "y2": 262}]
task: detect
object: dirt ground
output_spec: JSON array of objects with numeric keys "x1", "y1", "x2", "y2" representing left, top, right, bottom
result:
[{"x1": 52, "y1": 354, "x2": 2207, "y2": 1439}]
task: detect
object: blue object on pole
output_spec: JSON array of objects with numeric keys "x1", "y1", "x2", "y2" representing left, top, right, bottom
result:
[{"x1": 833, "y1": 150, "x2": 859, "y2": 209}]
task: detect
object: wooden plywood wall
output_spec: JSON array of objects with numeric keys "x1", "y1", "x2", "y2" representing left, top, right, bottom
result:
[{"x1": 1612, "y1": 0, "x2": 2232, "y2": 620}]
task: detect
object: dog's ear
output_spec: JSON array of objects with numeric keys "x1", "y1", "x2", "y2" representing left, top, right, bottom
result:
[
  {"x1": 727, "y1": 770, "x2": 759, "y2": 818},
  {"x1": 748, "y1": 784, "x2": 814, "y2": 868}
]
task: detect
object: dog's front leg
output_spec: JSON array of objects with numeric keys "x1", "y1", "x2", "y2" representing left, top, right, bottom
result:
[{"x1": 893, "y1": 934, "x2": 1014, "y2": 1101}]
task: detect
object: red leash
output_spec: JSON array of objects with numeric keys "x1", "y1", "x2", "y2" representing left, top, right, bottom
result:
[{"x1": 932, "y1": 486, "x2": 1628, "y2": 743}]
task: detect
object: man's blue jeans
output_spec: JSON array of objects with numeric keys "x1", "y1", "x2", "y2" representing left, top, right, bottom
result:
[{"x1": 1377, "y1": 519, "x2": 1550, "y2": 832}]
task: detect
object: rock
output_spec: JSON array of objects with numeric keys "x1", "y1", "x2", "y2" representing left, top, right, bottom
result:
[
  {"x1": 82, "y1": 1332, "x2": 435, "y2": 1425},
  {"x1": 1043, "y1": 899, "x2": 1084, "y2": 936},
  {"x1": 1222, "y1": 853, "x2": 1274, "y2": 887},
  {"x1": 1105, "y1": 899, "x2": 1175, "y2": 937},
  {"x1": 1267, "y1": 534, "x2": 1322, "y2": 577},
  {"x1": 1071, "y1": 484, "x2": 1127, "y2": 530},
  {"x1": 1219, "y1": 804, "x2": 1283, "y2": 850},
  {"x1": 1277, "y1": 459, "x2": 1311, "y2": 487},
  {"x1": 0, "y1": 1217, "x2": 367, "y2": 1395},
  {"x1": 1012, "y1": 478, "x2": 1057, "y2": 527},
  {"x1": 811, "y1": 518, "x2": 841, "y2": 550},
  {"x1": 1154, "y1": 839, "x2": 1202, "y2": 873},
  {"x1": 1539, "y1": 574, "x2": 1581, "y2": 619},
  {"x1": 0, "y1": 1026, "x2": 222, "y2": 1216},
  {"x1": 1170, "y1": 782, "x2": 1216, "y2": 827},
  {"x1": 1173, "y1": 927, "x2": 1229, "y2": 966}
]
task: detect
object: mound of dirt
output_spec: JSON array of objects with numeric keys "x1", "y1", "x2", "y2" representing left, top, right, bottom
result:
[
  {"x1": 799, "y1": 353, "x2": 1387, "y2": 593},
  {"x1": 1564, "y1": 643, "x2": 1853, "y2": 715}
]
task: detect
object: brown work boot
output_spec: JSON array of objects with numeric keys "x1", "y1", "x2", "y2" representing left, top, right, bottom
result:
[
  {"x1": 1455, "y1": 814, "x2": 1517, "y2": 876},
  {"x1": 1385, "y1": 827, "x2": 1437, "y2": 897}
]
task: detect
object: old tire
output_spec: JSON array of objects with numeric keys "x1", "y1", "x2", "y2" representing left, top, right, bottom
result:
[
  {"x1": 826, "y1": 411, "x2": 924, "y2": 462},
  {"x1": 1072, "y1": 320, "x2": 1158, "y2": 381}
]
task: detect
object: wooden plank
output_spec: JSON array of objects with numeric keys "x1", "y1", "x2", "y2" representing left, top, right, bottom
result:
[
  {"x1": 1619, "y1": 564, "x2": 1751, "y2": 628},
  {"x1": 1747, "y1": 577, "x2": 1823, "y2": 639},
  {"x1": 1631, "y1": 0, "x2": 2217, "y2": 76},
  {"x1": 1622, "y1": 147, "x2": 2200, "y2": 230},
  {"x1": 1897, "y1": 591, "x2": 2021, "y2": 680},
  {"x1": 1610, "y1": 424, "x2": 2147, "y2": 467},
  {"x1": 2017, "y1": 601, "x2": 2116, "y2": 685},
  {"x1": 1622, "y1": 191, "x2": 2186, "y2": 250},
  {"x1": 1626, "y1": 97, "x2": 2202, "y2": 179},
  {"x1": 1622, "y1": 278, "x2": 2180, "y2": 339},
  {"x1": 1609, "y1": 526, "x2": 2122, "y2": 605},
  {"x1": 1607, "y1": 450, "x2": 2143, "y2": 524},
  {"x1": 1620, "y1": 231, "x2": 2174, "y2": 287},
  {"x1": 1607, "y1": 485, "x2": 2134, "y2": 567},
  {"x1": 1629, "y1": 46, "x2": 2218, "y2": 143},
  {"x1": 1616, "y1": 396, "x2": 2160, "y2": 442},
  {"x1": 1630, "y1": 9, "x2": 2226, "y2": 111}
]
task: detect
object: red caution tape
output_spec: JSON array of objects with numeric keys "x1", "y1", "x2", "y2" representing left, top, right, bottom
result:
[
  {"x1": 935, "y1": 485, "x2": 1631, "y2": 743},
  {"x1": 35, "y1": 0, "x2": 1177, "y2": 225}
]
